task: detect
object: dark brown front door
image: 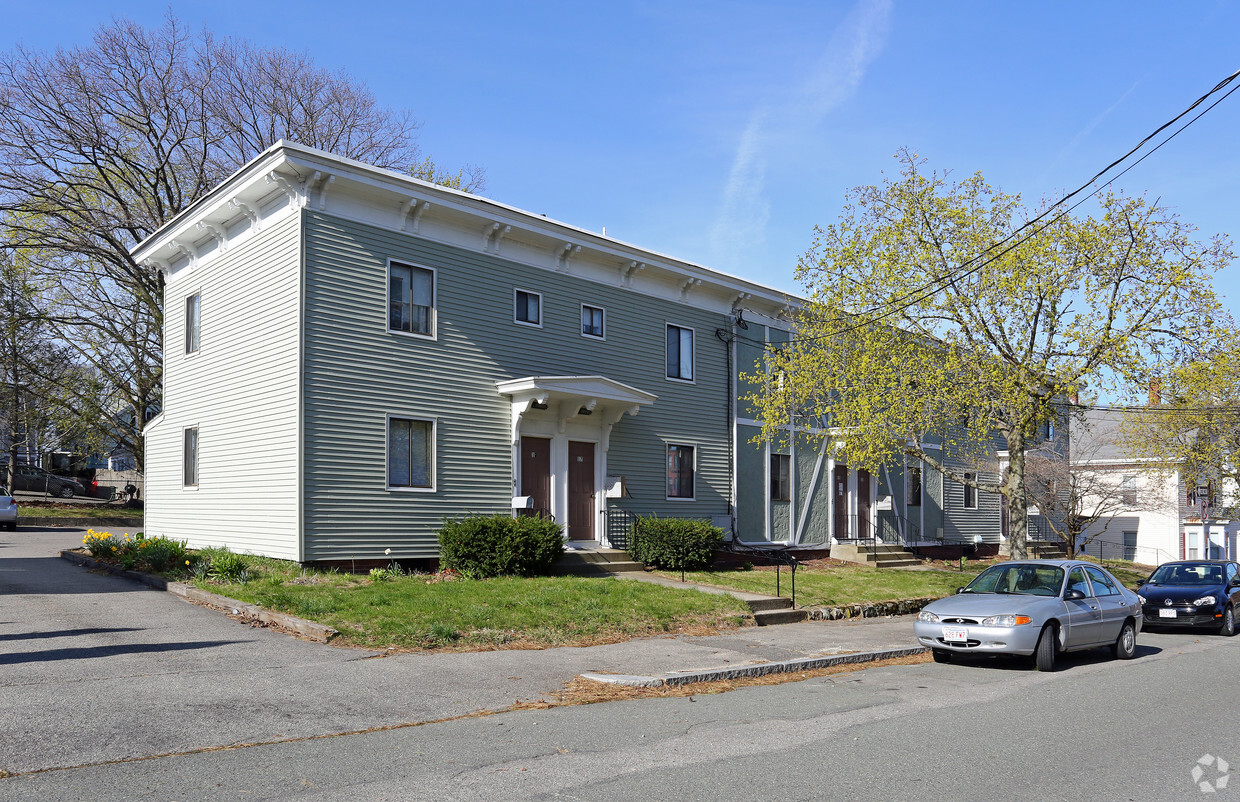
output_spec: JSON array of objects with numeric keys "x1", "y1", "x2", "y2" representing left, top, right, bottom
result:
[
  {"x1": 833, "y1": 464, "x2": 848, "y2": 540},
  {"x1": 568, "y1": 441, "x2": 595, "y2": 540},
  {"x1": 857, "y1": 469, "x2": 871, "y2": 540},
  {"x1": 520, "y1": 437, "x2": 551, "y2": 517}
]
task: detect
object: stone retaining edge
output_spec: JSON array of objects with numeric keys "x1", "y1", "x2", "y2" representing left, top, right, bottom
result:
[
  {"x1": 806, "y1": 596, "x2": 939, "y2": 620},
  {"x1": 581, "y1": 645, "x2": 929, "y2": 688},
  {"x1": 25, "y1": 517, "x2": 143, "y2": 527},
  {"x1": 58, "y1": 550, "x2": 338, "y2": 643}
]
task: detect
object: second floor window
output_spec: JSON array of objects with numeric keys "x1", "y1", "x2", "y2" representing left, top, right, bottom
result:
[
  {"x1": 666, "y1": 324, "x2": 693, "y2": 381},
  {"x1": 183, "y1": 426, "x2": 199, "y2": 487},
  {"x1": 582, "y1": 304, "x2": 604, "y2": 338},
  {"x1": 515, "y1": 290, "x2": 542, "y2": 326},
  {"x1": 389, "y1": 262, "x2": 434, "y2": 336},
  {"x1": 185, "y1": 293, "x2": 200, "y2": 354},
  {"x1": 1122, "y1": 475, "x2": 1137, "y2": 505}
]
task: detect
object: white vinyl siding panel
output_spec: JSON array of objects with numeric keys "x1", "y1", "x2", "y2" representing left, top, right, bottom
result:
[
  {"x1": 301, "y1": 212, "x2": 731, "y2": 560},
  {"x1": 143, "y1": 212, "x2": 302, "y2": 559}
]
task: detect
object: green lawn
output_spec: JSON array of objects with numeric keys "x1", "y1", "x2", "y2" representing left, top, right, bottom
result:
[
  {"x1": 654, "y1": 563, "x2": 983, "y2": 607},
  {"x1": 24, "y1": 502, "x2": 143, "y2": 520},
  {"x1": 193, "y1": 555, "x2": 752, "y2": 650}
]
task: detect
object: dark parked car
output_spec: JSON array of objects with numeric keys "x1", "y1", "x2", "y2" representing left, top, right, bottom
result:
[
  {"x1": 4, "y1": 465, "x2": 85, "y2": 499},
  {"x1": 1137, "y1": 560, "x2": 1240, "y2": 636}
]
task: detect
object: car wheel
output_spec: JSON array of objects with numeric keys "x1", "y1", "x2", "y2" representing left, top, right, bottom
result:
[
  {"x1": 1112, "y1": 620, "x2": 1137, "y2": 659},
  {"x1": 1033, "y1": 625, "x2": 1057, "y2": 672},
  {"x1": 5, "y1": 520, "x2": 14, "y2": 531},
  {"x1": 931, "y1": 649, "x2": 951, "y2": 664},
  {"x1": 58, "y1": 485, "x2": 74, "y2": 499},
  {"x1": 1219, "y1": 606, "x2": 1236, "y2": 637}
]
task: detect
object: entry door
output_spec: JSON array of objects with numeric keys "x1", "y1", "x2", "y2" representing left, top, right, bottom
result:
[
  {"x1": 857, "y1": 469, "x2": 871, "y2": 540},
  {"x1": 520, "y1": 437, "x2": 551, "y2": 517},
  {"x1": 833, "y1": 464, "x2": 849, "y2": 540},
  {"x1": 568, "y1": 441, "x2": 595, "y2": 540}
]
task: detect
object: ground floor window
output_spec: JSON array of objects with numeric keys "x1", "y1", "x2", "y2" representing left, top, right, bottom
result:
[
  {"x1": 388, "y1": 417, "x2": 434, "y2": 489},
  {"x1": 771, "y1": 453, "x2": 790, "y2": 501},
  {"x1": 667, "y1": 443, "x2": 695, "y2": 499},
  {"x1": 183, "y1": 427, "x2": 198, "y2": 487}
]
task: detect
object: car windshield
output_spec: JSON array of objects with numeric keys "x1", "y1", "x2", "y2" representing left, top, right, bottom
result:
[
  {"x1": 962, "y1": 564, "x2": 1065, "y2": 596},
  {"x1": 1147, "y1": 564, "x2": 1223, "y2": 586}
]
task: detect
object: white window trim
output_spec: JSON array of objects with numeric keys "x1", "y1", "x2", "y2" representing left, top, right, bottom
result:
[
  {"x1": 185, "y1": 292, "x2": 201, "y2": 357},
  {"x1": 665, "y1": 440, "x2": 697, "y2": 501},
  {"x1": 513, "y1": 288, "x2": 543, "y2": 328},
  {"x1": 580, "y1": 303, "x2": 606, "y2": 340},
  {"x1": 386, "y1": 414, "x2": 437, "y2": 493},
  {"x1": 387, "y1": 258, "x2": 438, "y2": 341},
  {"x1": 665, "y1": 322, "x2": 696, "y2": 384},
  {"x1": 182, "y1": 425, "x2": 199, "y2": 490}
]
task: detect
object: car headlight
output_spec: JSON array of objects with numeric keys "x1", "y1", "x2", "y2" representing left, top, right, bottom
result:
[
  {"x1": 917, "y1": 610, "x2": 939, "y2": 623},
  {"x1": 979, "y1": 615, "x2": 1033, "y2": 627},
  {"x1": 1193, "y1": 596, "x2": 1217, "y2": 607}
]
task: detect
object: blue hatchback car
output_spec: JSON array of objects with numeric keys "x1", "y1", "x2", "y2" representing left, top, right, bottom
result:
[{"x1": 1137, "y1": 560, "x2": 1240, "y2": 636}]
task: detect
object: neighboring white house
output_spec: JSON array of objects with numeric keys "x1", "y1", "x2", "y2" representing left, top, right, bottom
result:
[{"x1": 1073, "y1": 409, "x2": 1238, "y2": 565}]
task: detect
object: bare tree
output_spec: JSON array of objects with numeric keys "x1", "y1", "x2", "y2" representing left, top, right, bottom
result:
[{"x1": 0, "y1": 14, "x2": 481, "y2": 469}]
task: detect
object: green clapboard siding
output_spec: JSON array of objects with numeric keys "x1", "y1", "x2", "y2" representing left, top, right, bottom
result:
[{"x1": 301, "y1": 212, "x2": 731, "y2": 560}]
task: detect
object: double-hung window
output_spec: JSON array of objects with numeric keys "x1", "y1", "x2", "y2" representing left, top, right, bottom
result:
[
  {"x1": 581, "y1": 304, "x2": 605, "y2": 339},
  {"x1": 1121, "y1": 475, "x2": 1137, "y2": 505},
  {"x1": 963, "y1": 471, "x2": 977, "y2": 510},
  {"x1": 667, "y1": 444, "x2": 695, "y2": 500},
  {"x1": 388, "y1": 417, "x2": 434, "y2": 490},
  {"x1": 183, "y1": 427, "x2": 199, "y2": 487},
  {"x1": 771, "y1": 454, "x2": 791, "y2": 501},
  {"x1": 389, "y1": 261, "x2": 435, "y2": 336},
  {"x1": 515, "y1": 290, "x2": 542, "y2": 327},
  {"x1": 185, "y1": 293, "x2": 201, "y2": 354},
  {"x1": 666, "y1": 324, "x2": 694, "y2": 381}
]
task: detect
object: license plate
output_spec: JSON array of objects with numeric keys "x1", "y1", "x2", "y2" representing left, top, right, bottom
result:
[
  {"x1": 943, "y1": 627, "x2": 968, "y2": 642},
  {"x1": 1158, "y1": 608, "x2": 1178, "y2": 619}
]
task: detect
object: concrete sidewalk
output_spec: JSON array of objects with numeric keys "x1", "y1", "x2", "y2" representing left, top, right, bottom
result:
[{"x1": 3, "y1": 526, "x2": 925, "y2": 775}]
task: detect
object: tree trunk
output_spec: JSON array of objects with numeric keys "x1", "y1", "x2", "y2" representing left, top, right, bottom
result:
[{"x1": 1006, "y1": 436, "x2": 1029, "y2": 559}]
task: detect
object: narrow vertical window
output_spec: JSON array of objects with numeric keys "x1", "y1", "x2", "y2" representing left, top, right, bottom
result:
[
  {"x1": 514, "y1": 290, "x2": 542, "y2": 326},
  {"x1": 185, "y1": 293, "x2": 200, "y2": 354},
  {"x1": 581, "y1": 304, "x2": 605, "y2": 338},
  {"x1": 388, "y1": 417, "x2": 433, "y2": 489},
  {"x1": 1121, "y1": 475, "x2": 1137, "y2": 505},
  {"x1": 667, "y1": 444, "x2": 695, "y2": 499},
  {"x1": 906, "y1": 463, "x2": 922, "y2": 507},
  {"x1": 963, "y1": 471, "x2": 977, "y2": 510},
  {"x1": 666, "y1": 324, "x2": 694, "y2": 381},
  {"x1": 389, "y1": 262, "x2": 435, "y2": 336},
  {"x1": 771, "y1": 454, "x2": 791, "y2": 501},
  {"x1": 183, "y1": 427, "x2": 199, "y2": 487}
]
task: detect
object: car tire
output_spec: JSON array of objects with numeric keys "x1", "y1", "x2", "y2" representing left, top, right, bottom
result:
[
  {"x1": 1112, "y1": 620, "x2": 1137, "y2": 659},
  {"x1": 1033, "y1": 625, "x2": 1057, "y2": 672},
  {"x1": 1219, "y1": 606, "x2": 1236, "y2": 637},
  {"x1": 58, "y1": 485, "x2": 74, "y2": 499},
  {"x1": 4, "y1": 520, "x2": 14, "y2": 531},
  {"x1": 931, "y1": 649, "x2": 951, "y2": 664}
]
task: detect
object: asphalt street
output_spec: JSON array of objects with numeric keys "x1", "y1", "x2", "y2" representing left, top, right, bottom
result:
[{"x1": 4, "y1": 526, "x2": 1236, "y2": 800}]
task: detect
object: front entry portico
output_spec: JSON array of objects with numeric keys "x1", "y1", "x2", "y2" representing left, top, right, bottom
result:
[{"x1": 497, "y1": 376, "x2": 656, "y2": 545}]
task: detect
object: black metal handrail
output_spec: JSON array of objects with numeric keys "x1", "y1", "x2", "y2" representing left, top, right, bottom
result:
[{"x1": 726, "y1": 539, "x2": 800, "y2": 605}]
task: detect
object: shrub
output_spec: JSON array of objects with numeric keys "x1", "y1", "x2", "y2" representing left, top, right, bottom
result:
[
  {"x1": 437, "y1": 514, "x2": 564, "y2": 578},
  {"x1": 206, "y1": 549, "x2": 251, "y2": 583},
  {"x1": 628, "y1": 517, "x2": 723, "y2": 571}
]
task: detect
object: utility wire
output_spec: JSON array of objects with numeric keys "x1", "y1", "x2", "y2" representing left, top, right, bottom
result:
[{"x1": 744, "y1": 66, "x2": 1240, "y2": 352}]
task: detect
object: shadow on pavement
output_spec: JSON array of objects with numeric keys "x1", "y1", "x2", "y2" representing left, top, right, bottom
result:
[
  {"x1": 0, "y1": 639, "x2": 251, "y2": 665},
  {"x1": 0, "y1": 627, "x2": 146, "y2": 642},
  {"x1": 0, "y1": 556, "x2": 152, "y2": 594}
]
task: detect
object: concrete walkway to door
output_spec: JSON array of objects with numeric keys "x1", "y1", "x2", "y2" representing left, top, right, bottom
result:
[{"x1": 3, "y1": 526, "x2": 920, "y2": 776}]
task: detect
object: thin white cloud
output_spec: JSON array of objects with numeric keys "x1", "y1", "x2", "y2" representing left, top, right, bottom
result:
[
  {"x1": 710, "y1": 0, "x2": 892, "y2": 267},
  {"x1": 1041, "y1": 79, "x2": 1143, "y2": 183}
]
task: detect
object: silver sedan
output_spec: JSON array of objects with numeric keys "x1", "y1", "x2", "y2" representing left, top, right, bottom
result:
[{"x1": 913, "y1": 559, "x2": 1142, "y2": 671}]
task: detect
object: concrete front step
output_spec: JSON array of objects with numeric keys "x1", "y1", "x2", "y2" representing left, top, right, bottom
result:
[
  {"x1": 830, "y1": 543, "x2": 920, "y2": 567},
  {"x1": 554, "y1": 549, "x2": 646, "y2": 576},
  {"x1": 753, "y1": 608, "x2": 810, "y2": 625}
]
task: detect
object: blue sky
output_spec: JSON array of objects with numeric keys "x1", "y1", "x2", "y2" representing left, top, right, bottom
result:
[{"x1": 6, "y1": 1, "x2": 1240, "y2": 312}]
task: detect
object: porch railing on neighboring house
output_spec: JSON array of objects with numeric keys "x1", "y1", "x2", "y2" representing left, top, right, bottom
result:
[{"x1": 1080, "y1": 535, "x2": 1174, "y2": 567}]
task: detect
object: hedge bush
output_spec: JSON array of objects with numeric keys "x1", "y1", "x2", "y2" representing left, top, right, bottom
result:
[
  {"x1": 628, "y1": 517, "x2": 723, "y2": 571},
  {"x1": 437, "y1": 514, "x2": 564, "y2": 578}
]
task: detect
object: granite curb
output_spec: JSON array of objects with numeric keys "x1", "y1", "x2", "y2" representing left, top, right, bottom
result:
[
  {"x1": 25, "y1": 517, "x2": 143, "y2": 527},
  {"x1": 581, "y1": 645, "x2": 929, "y2": 687},
  {"x1": 806, "y1": 597, "x2": 939, "y2": 620},
  {"x1": 58, "y1": 550, "x2": 338, "y2": 643}
]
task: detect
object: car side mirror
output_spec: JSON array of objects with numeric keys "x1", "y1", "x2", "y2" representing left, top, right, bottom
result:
[
  {"x1": 1229, "y1": 579, "x2": 1240, "y2": 588},
  {"x1": 1064, "y1": 589, "x2": 1086, "y2": 601},
  {"x1": 1136, "y1": 579, "x2": 1145, "y2": 587},
  {"x1": 955, "y1": 587, "x2": 966, "y2": 594}
]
